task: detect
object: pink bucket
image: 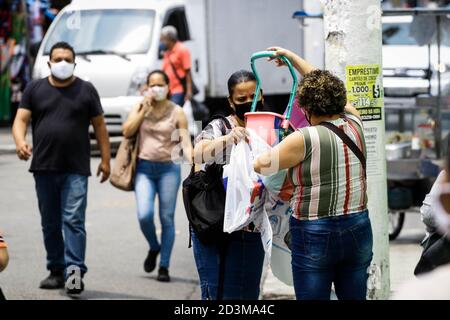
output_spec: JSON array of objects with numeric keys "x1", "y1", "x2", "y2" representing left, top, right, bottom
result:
[{"x1": 245, "y1": 112, "x2": 295, "y2": 147}]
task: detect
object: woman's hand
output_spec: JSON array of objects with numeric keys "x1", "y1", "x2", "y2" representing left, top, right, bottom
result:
[
  {"x1": 267, "y1": 46, "x2": 296, "y2": 67},
  {"x1": 226, "y1": 127, "x2": 249, "y2": 145},
  {"x1": 142, "y1": 94, "x2": 155, "y2": 116},
  {"x1": 122, "y1": 94, "x2": 154, "y2": 138},
  {"x1": 266, "y1": 46, "x2": 316, "y2": 76}
]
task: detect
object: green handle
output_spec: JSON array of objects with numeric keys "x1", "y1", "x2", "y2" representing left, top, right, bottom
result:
[{"x1": 250, "y1": 51, "x2": 298, "y2": 120}]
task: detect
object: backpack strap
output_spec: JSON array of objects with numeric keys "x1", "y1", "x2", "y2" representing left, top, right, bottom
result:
[
  {"x1": 319, "y1": 121, "x2": 366, "y2": 178},
  {"x1": 188, "y1": 223, "x2": 193, "y2": 249}
]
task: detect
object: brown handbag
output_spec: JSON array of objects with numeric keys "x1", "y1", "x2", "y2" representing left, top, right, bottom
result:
[
  {"x1": 110, "y1": 134, "x2": 140, "y2": 191},
  {"x1": 110, "y1": 105, "x2": 143, "y2": 191}
]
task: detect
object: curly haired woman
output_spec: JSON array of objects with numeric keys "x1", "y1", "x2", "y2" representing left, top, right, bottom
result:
[{"x1": 254, "y1": 47, "x2": 373, "y2": 300}]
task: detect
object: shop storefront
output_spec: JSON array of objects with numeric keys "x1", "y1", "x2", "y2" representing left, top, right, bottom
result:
[{"x1": 0, "y1": 0, "x2": 70, "y2": 125}]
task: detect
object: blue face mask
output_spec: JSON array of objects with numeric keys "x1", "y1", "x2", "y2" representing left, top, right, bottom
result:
[{"x1": 159, "y1": 42, "x2": 168, "y2": 52}]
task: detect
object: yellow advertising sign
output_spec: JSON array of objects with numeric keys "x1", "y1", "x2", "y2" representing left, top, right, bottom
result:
[{"x1": 346, "y1": 64, "x2": 383, "y2": 121}]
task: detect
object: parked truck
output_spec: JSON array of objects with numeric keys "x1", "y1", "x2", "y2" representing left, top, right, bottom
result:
[{"x1": 32, "y1": 0, "x2": 303, "y2": 144}]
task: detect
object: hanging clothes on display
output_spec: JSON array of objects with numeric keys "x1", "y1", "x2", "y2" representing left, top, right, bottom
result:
[
  {"x1": 0, "y1": 0, "x2": 32, "y2": 123},
  {"x1": 0, "y1": 0, "x2": 14, "y2": 122}
]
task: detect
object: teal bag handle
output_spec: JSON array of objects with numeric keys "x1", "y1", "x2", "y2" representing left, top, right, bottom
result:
[{"x1": 250, "y1": 51, "x2": 298, "y2": 120}]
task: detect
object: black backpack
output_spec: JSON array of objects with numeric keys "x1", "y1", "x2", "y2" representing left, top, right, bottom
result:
[{"x1": 182, "y1": 115, "x2": 232, "y2": 247}]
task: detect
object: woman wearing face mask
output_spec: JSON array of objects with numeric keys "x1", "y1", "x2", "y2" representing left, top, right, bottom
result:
[
  {"x1": 254, "y1": 47, "x2": 372, "y2": 300},
  {"x1": 123, "y1": 70, "x2": 193, "y2": 282},
  {"x1": 191, "y1": 70, "x2": 265, "y2": 300}
]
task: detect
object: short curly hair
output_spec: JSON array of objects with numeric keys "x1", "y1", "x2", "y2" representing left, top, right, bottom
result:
[{"x1": 297, "y1": 69, "x2": 347, "y2": 116}]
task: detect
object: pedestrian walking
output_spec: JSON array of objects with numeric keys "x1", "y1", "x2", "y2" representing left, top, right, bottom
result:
[
  {"x1": 160, "y1": 26, "x2": 194, "y2": 106},
  {"x1": 254, "y1": 47, "x2": 373, "y2": 300},
  {"x1": 12, "y1": 41, "x2": 111, "y2": 295},
  {"x1": 122, "y1": 70, "x2": 193, "y2": 282},
  {"x1": 191, "y1": 70, "x2": 265, "y2": 300}
]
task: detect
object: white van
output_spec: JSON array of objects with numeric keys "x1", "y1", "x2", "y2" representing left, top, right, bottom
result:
[{"x1": 33, "y1": 0, "x2": 303, "y2": 144}]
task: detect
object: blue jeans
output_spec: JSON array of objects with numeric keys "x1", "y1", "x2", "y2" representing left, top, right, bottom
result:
[
  {"x1": 290, "y1": 211, "x2": 373, "y2": 300},
  {"x1": 34, "y1": 173, "x2": 88, "y2": 277},
  {"x1": 170, "y1": 93, "x2": 185, "y2": 106},
  {"x1": 134, "y1": 159, "x2": 181, "y2": 268},
  {"x1": 191, "y1": 230, "x2": 265, "y2": 300}
]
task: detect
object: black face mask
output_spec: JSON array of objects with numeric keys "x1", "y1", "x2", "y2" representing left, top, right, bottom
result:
[{"x1": 233, "y1": 100, "x2": 264, "y2": 121}]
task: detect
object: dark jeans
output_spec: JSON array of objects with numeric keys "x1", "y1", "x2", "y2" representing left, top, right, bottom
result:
[
  {"x1": 290, "y1": 211, "x2": 373, "y2": 300},
  {"x1": 191, "y1": 230, "x2": 265, "y2": 300},
  {"x1": 170, "y1": 93, "x2": 185, "y2": 106},
  {"x1": 34, "y1": 173, "x2": 88, "y2": 277}
]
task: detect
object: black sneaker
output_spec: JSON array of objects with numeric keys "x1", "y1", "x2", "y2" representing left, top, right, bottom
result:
[
  {"x1": 157, "y1": 267, "x2": 170, "y2": 282},
  {"x1": 144, "y1": 249, "x2": 160, "y2": 273},
  {"x1": 65, "y1": 274, "x2": 85, "y2": 295},
  {"x1": 39, "y1": 270, "x2": 65, "y2": 289}
]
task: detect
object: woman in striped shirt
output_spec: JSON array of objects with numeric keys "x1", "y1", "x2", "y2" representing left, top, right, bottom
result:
[{"x1": 254, "y1": 47, "x2": 373, "y2": 300}]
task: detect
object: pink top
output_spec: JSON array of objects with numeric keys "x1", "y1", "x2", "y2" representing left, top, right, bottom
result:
[{"x1": 138, "y1": 101, "x2": 179, "y2": 162}]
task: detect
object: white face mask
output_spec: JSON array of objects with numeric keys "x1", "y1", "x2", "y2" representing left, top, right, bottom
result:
[
  {"x1": 150, "y1": 85, "x2": 169, "y2": 101},
  {"x1": 431, "y1": 182, "x2": 450, "y2": 238},
  {"x1": 49, "y1": 61, "x2": 75, "y2": 80}
]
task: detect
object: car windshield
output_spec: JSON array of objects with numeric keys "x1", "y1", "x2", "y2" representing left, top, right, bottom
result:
[
  {"x1": 382, "y1": 22, "x2": 417, "y2": 45},
  {"x1": 44, "y1": 9, "x2": 155, "y2": 55}
]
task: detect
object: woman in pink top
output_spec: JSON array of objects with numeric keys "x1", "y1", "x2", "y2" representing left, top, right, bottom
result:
[{"x1": 123, "y1": 70, "x2": 193, "y2": 282}]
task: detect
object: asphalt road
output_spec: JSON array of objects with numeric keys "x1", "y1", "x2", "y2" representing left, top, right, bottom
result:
[{"x1": 0, "y1": 154, "x2": 201, "y2": 300}]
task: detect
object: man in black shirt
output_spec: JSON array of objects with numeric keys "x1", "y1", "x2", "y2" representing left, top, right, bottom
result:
[{"x1": 12, "y1": 42, "x2": 111, "y2": 295}]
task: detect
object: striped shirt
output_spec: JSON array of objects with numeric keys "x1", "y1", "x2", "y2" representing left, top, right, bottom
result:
[
  {"x1": 194, "y1": 116, "x2": 236, "y2": 165},
  {"x1": 290, "y1": 113, "x2": 367, "y2": 221}
]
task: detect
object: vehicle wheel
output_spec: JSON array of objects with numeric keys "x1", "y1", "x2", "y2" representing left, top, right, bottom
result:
[{"x1": 389, "y1": 210, "x2": 405, "y2": 240}]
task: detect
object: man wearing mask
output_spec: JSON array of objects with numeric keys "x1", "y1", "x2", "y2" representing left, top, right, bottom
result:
[
  {"x1": 12, "y1": 41, "x2": 111, "y2": 295},
  {"x1": 160, "y1": 25, "x2": 193, "y2": 106}
]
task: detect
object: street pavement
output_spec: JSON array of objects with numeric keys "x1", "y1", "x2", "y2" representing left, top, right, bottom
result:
[
  {"x1": 0, "y1": 131, "x2": 428, "y2": 300},
  {"x1": 0, "y1": 128, "x2": 16, "y2": 155},
  {"x1": 0, "y1": 154, "x2": 202, "y2": 300}
]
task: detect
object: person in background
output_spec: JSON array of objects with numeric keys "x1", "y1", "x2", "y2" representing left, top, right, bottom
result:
[
  {"x1": 393, "y1": 158, "x2": 450, "y2": 300},
  {"x1": 12, "y1": 41, "x2": 111, "y2": 295},
  {"x1": 192, "y1": 70, "x2": 265, "y2": 300},
  {"x1": 254, "y1": 47, "x2": 372, "y2": 300},
  {"x1": 160, "y1": 25, "x2": 193, "y2": 106},
  {"x1": 122, "y1": 70, "x2": 193, "y2": 282},
  {"x1": 420, "y1": 170, "x2": 446, "y2": 236}
]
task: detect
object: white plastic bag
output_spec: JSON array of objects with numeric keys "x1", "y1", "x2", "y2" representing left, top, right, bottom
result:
[
  {"x1": 265, "y1": 194, "x2": 294, "y2": 286},
  {"x1": 222, "y1": 128, "x2": 295, "y2": 285},
  {"x1": 223, "y1": 139, "x2": 265, "y2": 233}
]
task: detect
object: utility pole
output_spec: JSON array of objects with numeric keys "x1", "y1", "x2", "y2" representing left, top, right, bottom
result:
[{"x1": 321, "y1": 0, "x2": 390, "y2": 300}]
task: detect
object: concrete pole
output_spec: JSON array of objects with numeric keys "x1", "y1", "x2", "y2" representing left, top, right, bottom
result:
[{"x1": 321, "y1": 0, "x2": 390, "y2": 300}]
